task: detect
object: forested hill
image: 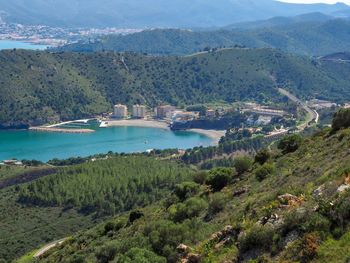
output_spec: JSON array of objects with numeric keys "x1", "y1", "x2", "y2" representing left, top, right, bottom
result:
[
  {"x1": 22, "y1": 110, "x2": 350, "y2": 263},
  {"x1": 55, "y1": 18, "x2": 350, "y2": 56},
  {"x1": 1, "y1": 48, "x2": 350, "y2": 128}
]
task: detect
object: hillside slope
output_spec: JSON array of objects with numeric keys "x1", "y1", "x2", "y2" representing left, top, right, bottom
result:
[
  {"x1": 24, "y1": 113, "x2": 350, "y2": 263},
  {"x1": 57, "y1": 18, "x2": 350, "y2": 56},
  {"x1": 1, "y1": 48, "x2": 350, "y2": 128}
]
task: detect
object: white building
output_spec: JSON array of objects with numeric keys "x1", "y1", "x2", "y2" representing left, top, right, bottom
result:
[
  {"x1": 114, "y1": 104, "x2": 128, "y2": 119},
  {"x1": 132, "y1": 105, "x2": 147, "y2": 118}
]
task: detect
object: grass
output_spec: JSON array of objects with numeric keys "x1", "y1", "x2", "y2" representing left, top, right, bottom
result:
[{"x1": 314, "y1": 232, "x2": 350, "y2": 262}]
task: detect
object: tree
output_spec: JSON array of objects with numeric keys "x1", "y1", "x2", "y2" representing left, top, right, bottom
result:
[
  {"x1": 255, "y1": 149, "x2": 271, "y2": 165},
  {"x1": 332, "y1": 108, "x2": 350, "y2": 132},
  {"x1": 174, "y1": 182, "x2": 200, "y2": 201},
  {"x1": 234, "y1": 156, "x2": 253, "y2": 175},
  {"x1": 206, "y1": 167, "x2": 236, "y2": 191},
  {"x1": 255, "y1": 163, "x2": 275, "y2": 181},
  {"x1": 278, "y1": 134, "x2": 302, "y2": 154}
]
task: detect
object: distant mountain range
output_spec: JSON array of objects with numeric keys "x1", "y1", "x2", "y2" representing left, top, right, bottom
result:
[
  {"x1": 0, "y1": 0, "x2": 349, "y2": 28},
  {"x1": 55, "y1": 13, "x2": 350, "y2": 56}
]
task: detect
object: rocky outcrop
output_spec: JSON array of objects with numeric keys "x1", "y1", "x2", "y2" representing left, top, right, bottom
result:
[{"x1": 278, "y1": 194, "x2": 304, "y2": 208}]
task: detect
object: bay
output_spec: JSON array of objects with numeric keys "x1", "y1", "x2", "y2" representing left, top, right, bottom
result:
[
  {"x1": 0, "y1": 127, "x2": 213, "y2": 162},
  {"x1": 0, "y1": 40, "x2": 48, "y2": 50}
]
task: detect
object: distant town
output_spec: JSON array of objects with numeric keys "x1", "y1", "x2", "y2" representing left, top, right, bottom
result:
[{"x1": 0, "y1": 21, "x2": 142, "y2": 46}]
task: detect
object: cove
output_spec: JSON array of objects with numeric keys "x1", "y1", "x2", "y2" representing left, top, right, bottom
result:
[
  {"x1": 0, "y1": 40, "x2": 48, "y2": 50},
  {"x1": 0, "y1": 127, "x2": 213, "y2": 162}
]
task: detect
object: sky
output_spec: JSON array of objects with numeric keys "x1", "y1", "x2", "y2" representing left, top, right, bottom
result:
[{"x1": 278, "y1": 0, "x2": 350, "y2": 4}]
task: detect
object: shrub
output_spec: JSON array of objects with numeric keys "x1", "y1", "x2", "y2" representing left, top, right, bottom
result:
[
  {"x1": 169, "y1": 197, "x2": 208, "y2": 222},
  {"x1": 206, "y1": 167, "x2": 236, "y2": 191},
  {"x1": 193, "y1": 171, "x2": 208, "y2": 185},
  {"x1": 208, "y1": 192, "x2": 227, "y2": 215},
  {"x1": 332, "y1": 108, "x2": 350, "y2": 132},
  {"x1": 239, "y1": 225, "x2": 275, "y2": 252},
  {"x1": 174, "y1": 182, "x2": 200, "y2": 201},
  {"x1": 254, "y1": 149, "x2": 271, "y2": 165},
  {"x1": 129, "y1": 210, "x2": 144, "y2": 224},
  {"x1": 117, "y1": 248, "x2": 166, "y2": 263},
  {"x1": 278, "y1": 134, "x2": 302, "y2": 154},
  {"x1": 255, "y1": 163, "x2": 275, "y2": 181},
  {"x1": 234, "y1": 156, "x2": 253, "y2": 175},
  {"x1": 95, "y1": 243, "x2": 118, "y2": 263}
]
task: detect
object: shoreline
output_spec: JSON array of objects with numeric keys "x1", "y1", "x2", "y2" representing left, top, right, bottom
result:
[
  {"x1": 27, "y1": 119, "x2": 225, "y2": 144},
  {"x1": 106, "y1": 119, "x2": 225, "y2": 144},
  {"x1": 188, "y1": 129, "x2": 226, "y2": 145},
  {"x1": 106, "y1": 119, "x2": 170, "y2": 130}
]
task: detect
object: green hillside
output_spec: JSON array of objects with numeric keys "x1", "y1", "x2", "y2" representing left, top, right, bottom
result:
[
  {"x1": 15, "y1": 110, "x2": 350, "y2": 263},
  {"x1": 2, "y1": 48, "x2": 350, "y2": 128},
  {"x1": 0, "y1": 156, "x2": 191, "y2": 262},
  {"x1": 56, "y1": 18, "x2": 350, "y2": 56}
]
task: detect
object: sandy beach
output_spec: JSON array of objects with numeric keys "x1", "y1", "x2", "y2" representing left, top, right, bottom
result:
[
  {"x1": 106, "y1": 119, "x2": 170, "y2": 130},
  {"x1": 106, "y1": 119, "x2": 225, "y2": 144},
  {"x1": 188, "y1": 129, "x2": 226, "y2": 144}
]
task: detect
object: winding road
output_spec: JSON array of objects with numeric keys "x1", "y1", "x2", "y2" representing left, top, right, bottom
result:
[
  {"x1": 33, "y1": 238, "x2": 68, "y2": 258},
  {"x1": 278, "y1": 88, "x2": 319, "y2": 130}
]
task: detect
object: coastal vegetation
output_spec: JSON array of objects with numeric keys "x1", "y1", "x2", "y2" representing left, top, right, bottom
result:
[
  {"x1": 2, "y1": 48, "x2": 350, "y2": 128},
  {"x1": 17, "y1": 110, "x2": 350, "y2": 263}
]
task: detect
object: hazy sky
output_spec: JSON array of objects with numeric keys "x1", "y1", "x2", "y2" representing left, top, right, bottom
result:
[{"x1": 278, "y1": 0, "x2": 350, "y2": 4}]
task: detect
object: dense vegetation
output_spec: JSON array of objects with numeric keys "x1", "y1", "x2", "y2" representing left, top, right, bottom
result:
[
  {"x1": 18, "y1": 156, "x2": 192, "y2": 216},
  {"x1": 56, "y1": 17, "x2": 350, "y2": 56},
  {"x1": 25, "y1": 112, "x2": 350, "y2": 263},
  {"x1": 2, "y1": 48, "x2": 350, "y2": 128},
  {"x1": 0, "y1": 156, "x2": 191, "y2": 262}
]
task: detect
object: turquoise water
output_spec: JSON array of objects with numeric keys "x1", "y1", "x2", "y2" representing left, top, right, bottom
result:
[
  {"x1": 0, "y1": 40, "x2": 48, "y2": 50},
  {"x1": 0, "y1": 127, "x2": 213, "y2": 162}
]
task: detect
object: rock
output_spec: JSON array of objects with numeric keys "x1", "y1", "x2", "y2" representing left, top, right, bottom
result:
[
  {"x1": 278, "y1": 193, "x2": 304, "y2": 208},
  {"x1": 283, "y1": 230, "x2": 300, "y2": 248},
  {"x1": 337, "y1": 184, "x2": 350, "y2": 193},
  {"x1": 312, "y1": 185, "x2": 325, "y2": 198},
  {"x1": 233, "y1": 187, "x2": 248, "y2": 197},
  {"x1": 187, "y1": 253, "x2": 201, "y2": 263},
  {"x1": 177, "y1": 244, "x2": 191, "y2": 255}
]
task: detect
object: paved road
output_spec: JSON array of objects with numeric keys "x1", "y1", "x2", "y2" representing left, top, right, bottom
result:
[
  {"x1": 278, "y1": 88, "x2": 319, "y2": 130},
  {"x1": 33, "y1": 238, "x2": 68, "y2": 258}
]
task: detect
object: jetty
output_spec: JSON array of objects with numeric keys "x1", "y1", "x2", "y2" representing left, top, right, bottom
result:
[{"x1": 29, "y1": 127, "x2": 95, "y2": 133}]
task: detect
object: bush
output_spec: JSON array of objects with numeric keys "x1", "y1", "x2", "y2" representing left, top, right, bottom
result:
[
  {"x1": 169, "y1": 197, "x2": 208, "y2": 222},
  {"x1": 193, "y1": 171, "x2": 208, "y2": 185},
  {"x1": 278, "y1": 134, "x2": 302, "y2": 154},
  {"x1": 174, "y1": 182, "x2": 200, "y2": 201},
  {"x1": 129, "y1": 210, "x2": 144, "y2": 224},
  {"x1": 117, "y1": 248, "x2": 166, "y2": 263},
  {"x1": 239, "y1": 225, "x2": 275, "y2": 252},
  {"x1": 208, "y1": 192, "x2": 227, "y2": 215},
  {"x1": 255, "y1": 163, "x2": 275, "y2": 181},
  {"x1": 234, "y1": 156, "x2": 253, "y2": 175},
  {"x1": 332, "y1": 108, "x2": 350, "y2": 132},
  {"x1": 254, "y1": 149, "x2": 271, "y2": 165},
  {"x1": 95, "y1": 243, "x2": 118, "y2": 263},
  {"x1": 206, "y1": 167, "x2": 236, "y2": 192}
]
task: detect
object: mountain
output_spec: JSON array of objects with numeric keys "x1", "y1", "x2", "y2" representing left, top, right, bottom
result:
[
  {"x1": 10, "y1": 110, "x2": 350, "y2": 262},
  {"x1": 0, "y1": 0, "x2": 349, "y2": 28},
  {"x1": 56, "y1": 15, "x2": 350, "y2": 56},
  {"x1": 2, "y1": 48, "x2": 350, "y2": 128}
]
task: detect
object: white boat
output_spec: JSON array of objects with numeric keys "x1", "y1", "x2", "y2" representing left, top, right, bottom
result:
[{"x1": 99, "y1": 121, "x2": 109, "y2": 128}]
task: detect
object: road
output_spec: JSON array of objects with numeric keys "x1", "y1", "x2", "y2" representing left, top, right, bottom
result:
[
  {"x1": 33, "y1": 238, "x2": 68, "y2": 258},
  {"x1": 278, "y1": 88, "x2": 319, "y2": 130}
]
